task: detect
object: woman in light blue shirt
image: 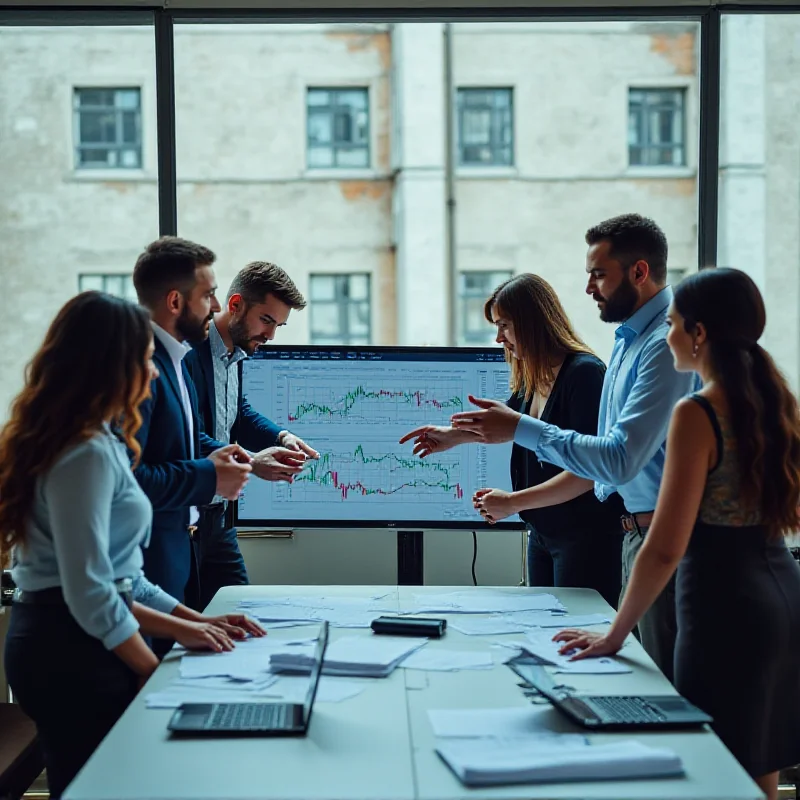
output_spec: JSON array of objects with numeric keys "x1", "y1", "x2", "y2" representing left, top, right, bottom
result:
[{"x1": 0, "y1": 292, "x2": 264, "y2": 799}]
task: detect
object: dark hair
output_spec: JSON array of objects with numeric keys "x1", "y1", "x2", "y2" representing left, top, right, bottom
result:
[
  {"x1": 133, "y1": 236, "x2": 216, "y2": 310},
  {"x1": 674, "y1": 268, "x2": 800, "y2": 538},
  {"x1": 484, "y1": 273, "x2": 593, "y2": 400},
  {"x1": 226, "y1": 261, "x2": 306, "y2": 310},
  {"x1": 0, "y1": 292, "x2": 153, "y2": 566},
  {"x1": 585, "y1": 213, "x2": 668, "y2": 285}
]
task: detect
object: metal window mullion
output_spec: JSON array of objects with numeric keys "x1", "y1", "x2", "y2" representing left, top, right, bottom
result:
[
  {"x1": 155, "y1": 8, "x2": 178, "y2": 236},
  {"x1": 698, "y1": 7, "x2": 721, "y2": 269}
]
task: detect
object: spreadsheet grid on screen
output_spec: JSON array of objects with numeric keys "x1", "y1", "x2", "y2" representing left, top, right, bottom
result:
[{"x1": 237, "y1": 347, "x2": 517, "y2": 529}]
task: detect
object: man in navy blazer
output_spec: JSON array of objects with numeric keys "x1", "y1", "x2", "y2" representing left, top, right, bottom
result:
[
  {"x1": 132, "y1": 237, "x2": 253, "y2": 616},
  {"x1": 185, "y1": 261, "x2": 318, "y2": 609}
]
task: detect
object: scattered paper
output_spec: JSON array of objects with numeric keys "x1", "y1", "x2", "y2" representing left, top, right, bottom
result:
[
  {"x1": 533, "y1": 613, "x2": 611, "y2": 628},
  {"x1": 401, "y1": 648, "x2": 494, "y2": 672},
  {"x1": 436, "y1": 736, "x2": 684, "y2": 786},
  {"x1": 410, "y1": 591, "x2": 565, "y2": 615},
  {"x1": 448, "y1": 617, "x2": 533, "y2": 636}
]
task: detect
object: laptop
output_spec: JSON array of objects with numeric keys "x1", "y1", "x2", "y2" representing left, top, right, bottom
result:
[
  {"x1": 507, "y1": 656, "x2": 712, "y2": 731},
  {"x1": 167, "y1": 621, "x2": 329, "y2": 737}
]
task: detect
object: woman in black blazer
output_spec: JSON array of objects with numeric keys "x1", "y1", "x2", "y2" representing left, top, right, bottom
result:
[{"x1": 401, "y1": 274, "x2": 623, "y2": 606}]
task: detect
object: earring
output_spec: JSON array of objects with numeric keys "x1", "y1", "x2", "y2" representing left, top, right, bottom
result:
[{"x1": 692, "y1": 343, "x2": 698, "y2": 358}]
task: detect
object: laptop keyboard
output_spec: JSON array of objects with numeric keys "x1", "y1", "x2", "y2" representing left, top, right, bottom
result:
[
  {"x1": 584, "y1": 696, "x2": 667, "y2": 723},
  {"x1": 207, "y1": 703, "x2": 292, "y2": 731}
]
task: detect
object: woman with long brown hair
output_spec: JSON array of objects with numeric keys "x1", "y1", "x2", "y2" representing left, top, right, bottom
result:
[
  {"x1": 1, "y1": 292, "x2": 263, "y2": 799},
  {"x1": 556, "y1": 269, "x2": 800, "y2": 800},
  {"x1": 401, "y1": 274, "x2": 624, "y2": 605}
]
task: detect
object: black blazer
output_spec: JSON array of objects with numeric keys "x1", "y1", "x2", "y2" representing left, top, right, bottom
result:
[
  {"x1": 508, "y1": 352, "x2": 624, "y2": 536},
  {"x1": 133, "y1": 337, "x2": 225, "y2": 602},
  {"x1": 184, "y1": 337, "x2": 282, "y2": 453}
]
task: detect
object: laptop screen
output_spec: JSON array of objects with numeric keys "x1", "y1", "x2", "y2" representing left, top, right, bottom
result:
[
  {"x1": 507, "y1": 657, "x2": 569, "y2": 703},
  {"x1": 302, "y1": 621, "x2": 330, "y2": 725}
]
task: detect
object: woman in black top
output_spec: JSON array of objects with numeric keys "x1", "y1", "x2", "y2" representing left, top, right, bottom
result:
[{"x1": 400, "y1": 274, "x2": 624, "y2": 606}]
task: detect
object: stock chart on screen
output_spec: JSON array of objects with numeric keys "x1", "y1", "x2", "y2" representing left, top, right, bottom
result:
[{"x1": 237, "y1": 347, "x2": 515, "y2": 528}]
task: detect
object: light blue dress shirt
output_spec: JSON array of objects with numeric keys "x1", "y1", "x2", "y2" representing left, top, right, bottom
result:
[
  {"x1": 513, "y1": 286, "x2": 697, "y2": 514},
  {"x1": 11, "y1": 426, "x2": 179, "y2": 650}
]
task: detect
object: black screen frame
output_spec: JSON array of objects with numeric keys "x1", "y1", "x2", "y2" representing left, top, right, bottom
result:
[{"x1": 234, "y1": 344, "x2": 523, "y2": 531}]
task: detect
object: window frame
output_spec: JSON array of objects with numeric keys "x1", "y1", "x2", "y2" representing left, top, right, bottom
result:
[
  {"x1": 78, "y1": 273, "x2": 138, "y2": 301},
  {"x1": 627, "y1": 85, "x2": 688, "y2": 170},
  {"x1": 309, "y1": 273, "x2": 372, "y2": 345},
  {"x1": 456, "y1": 86, "x2": 515, "y2": 168},
  {"x1": 306, "y1": 86, "x2": 371, "y2": 170},
  {"x1": 73, "y1": 86, "x2": 144, "y2": 171},
  {"x1": 458, "y1": 269, "x2": 514, "y2": 346}
]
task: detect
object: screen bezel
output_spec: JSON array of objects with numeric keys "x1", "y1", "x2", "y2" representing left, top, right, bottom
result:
[{"x1": 234, "y1": 344, "x2": 523, "y2": 531}]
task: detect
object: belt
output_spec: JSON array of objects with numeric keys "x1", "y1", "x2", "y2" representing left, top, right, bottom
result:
[
  {"x1": 14, "y1": 577, "x2": 134, "y2": 608},
  {"x1": 620, "y1": 511, "x2": 655, "y2": 533}
]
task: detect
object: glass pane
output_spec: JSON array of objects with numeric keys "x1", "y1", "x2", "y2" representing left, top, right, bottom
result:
[
  {"x1": 719, "y1": 13, "x2": 798, "y2": 391},
  {"x1": 0, "y1": 24, "x2": 158, "y2": 422},
  {"x1": 121, "y1": 111, "x2": 139, "y2": 144},
  {"x1": 334, "y1": 146, "x2": 369, "y2": 168},
  {"x1": 307, "y1": 89, "x2": 329, "y2": 106},
  {"x1": 311, "y1": 303, "x2": 342, "y2": 336},
  {"x1": 337, "y1": 89, "x2": 367, "y2": 110},
  {"x1": 168, "y1": 20, "x2": 699, "y2": 357},
  {"x1": 104, "y1": 275, "x2": 126, "y2": 296},
  {"x1": 348, "y1": 302, "x2": 370, "y2": 335},
  {"x1": 310, "y1": 275, "x2": 336, "y2": 301},
  {"x1": 332, "y1": 110, "x2": 353, "y2": 144},
  {"x1": 307, "y1": 146, "x2": 334, "y2": 167},
  {"x1": 348, "y1": 274, "x2": 369, "y2": 300},
  {"x1": 80, "y1": 110, "x2": 115, "y2": 144},
  {"x1": 79, "y1": 274, "x2": 104, "y2": 292},
  {"x1": 308, "y1": 111, "x2": 332, "y2": 145},
  {"x1": 116, "y1": 89, "x2": 140, "y2": 110},
  {"x1": 76, "y1": 88, "x2": 113, "y2": 107}
]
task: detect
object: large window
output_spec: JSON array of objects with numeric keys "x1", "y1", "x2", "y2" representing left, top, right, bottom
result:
[
  {"x1": 0, "y1": 24, "x2": 158, "y2": 421},
  {"x1": 309, "y1": 274, "x2": 371, "y2": 345},
  {"x1": 73, "y1": 87, "x2": 142, "y2": 169},
  {"x1": 457, "y1": 88, "x2": 513, "y2": 167},
  {"x1": 628, "y1": 88, "x2": 686, "y2": 167},
  {"x1": 459, "y1": 270, "x2": 513, "y2": 345},
  {"x1": 307, "y1": 88, "x2": 370, "y2": 168},
  {"x1": 79, "y1": 273, "x2": 137, "y2": 302}
]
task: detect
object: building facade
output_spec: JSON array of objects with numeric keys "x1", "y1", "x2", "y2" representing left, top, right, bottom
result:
[{"x1": 1, "y1": 17, "x2": 795, "y2": 419}]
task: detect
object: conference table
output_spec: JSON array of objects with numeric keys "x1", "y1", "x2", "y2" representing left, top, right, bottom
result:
[{"x1": 64, "y1": 585, "x2": 763, "y2": 800}]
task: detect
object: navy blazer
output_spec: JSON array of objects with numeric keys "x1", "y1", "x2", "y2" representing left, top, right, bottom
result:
[
  {"x1": 134, "y1": 337, "x2": 225, "y2": 602},
  {"x1": 184, "y1": 336, "x2": 282, "y2": 454}
]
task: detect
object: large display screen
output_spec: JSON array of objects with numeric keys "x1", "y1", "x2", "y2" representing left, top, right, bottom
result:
[{"x1": 236, "y1": 347, "x2": 518, "y2": 529}]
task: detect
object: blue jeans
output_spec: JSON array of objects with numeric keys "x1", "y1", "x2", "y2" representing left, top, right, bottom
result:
[
  {"x1": 186, "y1": 503, "x2": 250, "y2": 612},
  {"x1": 526, "y1": 524, "x2": 623, "y2": 609}
]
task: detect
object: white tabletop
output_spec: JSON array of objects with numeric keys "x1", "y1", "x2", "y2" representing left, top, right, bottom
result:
[{"x1": 64, "y1": 585, "x2": 763, "y2": 800}]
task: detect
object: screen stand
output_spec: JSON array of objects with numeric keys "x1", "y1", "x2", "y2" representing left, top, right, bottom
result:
[{"x1": 397, "y1": 531, "x2": 424, "y2": 585}]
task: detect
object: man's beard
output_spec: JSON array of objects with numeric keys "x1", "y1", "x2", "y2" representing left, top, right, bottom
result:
[
  {"x1": 229, "y1": 313, "x2": 262, "y2": 356},
  {"x1": 596, "y1": 276, "x2": 638, "y2": 323},
  {"x1": 176, "y1": 304, "x2": 211, "y2": 344}
]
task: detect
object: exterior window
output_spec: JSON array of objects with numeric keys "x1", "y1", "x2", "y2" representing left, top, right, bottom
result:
[
  {"x1": 457, "y1": 88, "x2": 513, "y2": 167},
  {"x1": 307, "y1": 88, "x2": 369, "y2": 168},
  {"x1": 667, "y1": 267, "x2": 689, "y2": 286},
  {"x1": 73, "y1": 88, "x2": 142, "y2": 169},
  {"x1": 628, "y1": 88, "x2": 686, "y2": 167},
  {"x1": 79, "y1": 273, "x2": 137, "y2": 302},
  {"x1": 309, "y1": 274, "x2": 371, "y2": 345},
  {"x1": 459, "y1": 270, "x2": 513, "y2": 345}
]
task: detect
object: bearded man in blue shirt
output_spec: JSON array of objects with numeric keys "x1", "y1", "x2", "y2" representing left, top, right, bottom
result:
[{"x1": 451, "y1": 214, "x2": 696, "y2": 683}]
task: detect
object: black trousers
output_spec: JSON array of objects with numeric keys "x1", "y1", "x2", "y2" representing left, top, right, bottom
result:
[
  {"x1": 185, "y1": 502, "x2": 249, "y2": 612},
  {"x1": 4, "y1": 603, "x2": 138, "y2": 799},
  {"x1": 526, "y1": 523, "x2": 623, "y2": 610}
]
